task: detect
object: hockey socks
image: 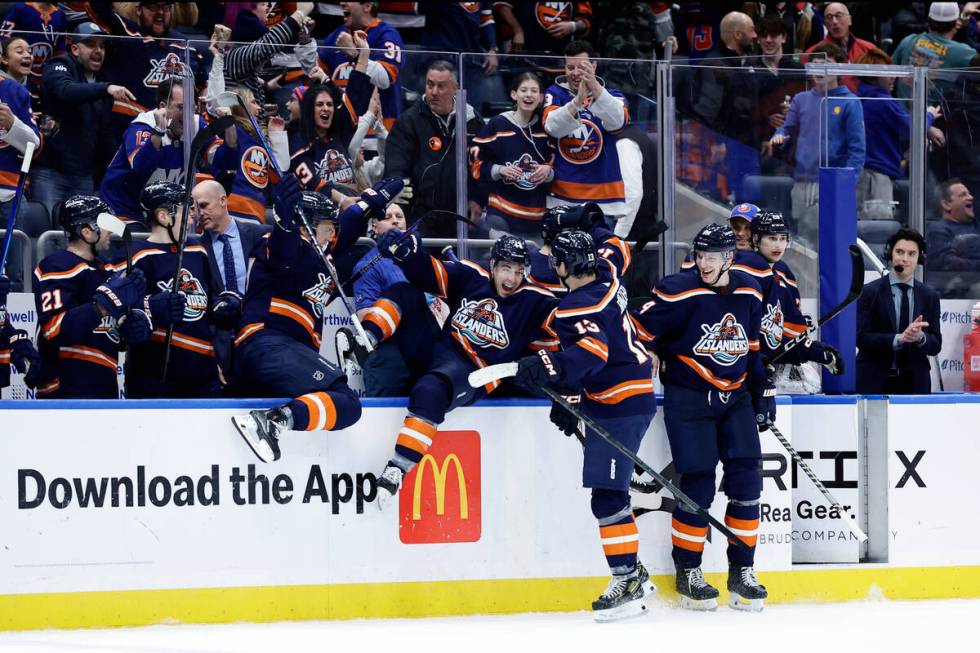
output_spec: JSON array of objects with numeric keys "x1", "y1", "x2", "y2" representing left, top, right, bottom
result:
[
  {"x1": 671, "y1": 509, "x2": 709, "y2": 569},
  {"x1": 362, "y1": 298, "x2": 401, "y2": 346},
  {"x1": 725, "y1": 499, "x2": 760, "y2": 566},
  {"x1": 393, "y1": 414, "x2": 437, "y2": 468},
  {"x1": 592, "y1": 490, "x2": 639, "y2": 576},
  {"x1": 287, "y1": 389, "x2": 362, "y2": 432}
]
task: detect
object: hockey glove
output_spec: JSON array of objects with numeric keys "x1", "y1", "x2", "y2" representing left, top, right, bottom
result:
[
  {"x1": 751, "y1": 380, "x2": 777, "y2": 432},
  {"x1": 94, "y1": 268, "x2": 146, "y2": 320},
  {"x1": 0, "y1": 274, "x2": 9, "y2": 307},
  {"x1": 549, "y1": 399, "x2": 580, "y2": 437},
  {"x1": 360, "y1": 178, "x2": 404, "y2": 217},
  {"x1": 377, "y1": 228, "x2": 417, "y2": 262},
  {"x1": 273, "y1": 173, "x2": 303, "y2": 230},
  {"x1": 118, "y1": 309, "x2": 152, "y2": 344},
  {"x1": 211, "y1": 290, "x2": 243, "y2": 330},
  {"x1": 394, "y1": 178, "x2": 413, "y2": 205},
  {"x1": 803, "y1": 340, "x2": 844, "y2": 376},
  {"x1": 146, "y1": 291, "x2": 186, "y2": 327},
  {"x1": 8, "y1": 329, "x2": 40, "y2": 375},
  {"x1": 514, "y1": 349, "x2": 563, "y2": 391}
]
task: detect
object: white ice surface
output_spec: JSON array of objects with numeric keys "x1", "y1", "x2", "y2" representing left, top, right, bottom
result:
[{"x1": 0, "y1": 598, "x2": 977, "y2": 653}]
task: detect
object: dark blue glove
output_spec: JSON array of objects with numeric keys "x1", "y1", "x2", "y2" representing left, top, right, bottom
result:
[
  {"x1": 377, "y1": 228, "x2": 417, "y2": 262},
  {"x1": 273, "y1": 173, "x2": 303, "y2": 230},
  {"x1": 94, "y1": 268, "x2": 146, "y2": 320},
  {"x1": 514, "y1": 349, "x2": 563, "y2": 391},
  {"x1": 118, "y1": 309, "x2": 152, "y2": 344},
  {"x1": 8, "y1": 328, "x2": 39, "y2": 374},
  {"x1": 803, "y1": 339, "x2": 844, "y2": 375},
  {"x1": 360, "y1": 178, "x2": 404, "y2": 217},
  {"x1": 751, "y1": 380, "x2": 777, "y2": 432},
  {"x1": 147, "y1": 291, "x2": 186, "y2": 327},
  {"x1": 0, "y1": 274, "x2": 10, "y2": 307},
  {"x1": 211, "y1": 290, "x2": 242, "y2": 329},
  {"x1": 549, "y1": 399, "x2": 580, "y2": 437}
]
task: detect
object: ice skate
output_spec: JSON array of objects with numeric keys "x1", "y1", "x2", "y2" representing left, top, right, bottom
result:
[
  {"x1": 637, "y1": 561, "x2": 656, "y2": 598},
  {"x1": 232, "y1": 407, "x2": 289, "y2": 463},
  {"x1": 676, "y1": 566, "x2": 719, "y2": 611},
  {"x1": 335, "y1": 327, "x2": 370, "y2": 369},
  {"x1": 592, "y1": 573, "x2": 648, "y2": 622},
  {"x1": 375, "y1": 463, "x2": 404, "y2": 511},
  {"x1": 727, "y1": 564, "x2": 767, "y2": 612}
]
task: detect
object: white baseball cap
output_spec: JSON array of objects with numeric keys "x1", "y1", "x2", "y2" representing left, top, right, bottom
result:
[{"x1": 928, "y1": 2, "x2": 961, "y2": 21}]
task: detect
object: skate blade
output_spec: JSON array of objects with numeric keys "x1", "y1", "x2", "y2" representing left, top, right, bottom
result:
[
  {"x1": 593, "y1": 598, "x2": 648, "y2": 623},
  {"x1": 232, "y1": 415, "x2": 277, "y2": 463},
  {"x1": 678, "y1": 595, "x2": 718, "y2": 611},
  {"x1": 729, "y1": 593, "x2": 765, "y2": 612},
  {"x1": 642, "y1": 579, "x2": 657, "y2": 598},
  {"x1": 375, "y1": 488, "x2": 396, "y2": 512}
]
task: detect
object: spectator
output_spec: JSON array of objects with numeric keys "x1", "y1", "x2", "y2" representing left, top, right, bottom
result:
[
  {"x1": 319, "y1": 1, "x2": 404, "y2": 131},
  {"x1": 36, "y1": 23, "x2": 131, "y2": 223},
  {"x1": 231, "y1": 1, "x2": 274, "y2": 42},
  {"x1": 755, "y1": 14, "x2": 805, "y2": 176},
  {"x1": 0, "y1": 36, "x2": 39, "y2": 292},
  {"x1": 674, "y1": 3, "x2": 720, "y2": 60},
  {"x1": 892, "y1": 2, "x2": 980, "y2": 99},
  {"x1": 743, "y1": 1, "x2": 824, "y2": 53},
  {"x1": 804, "y1": 2, "x2": 877, "y2": 92},
  {"x1": 543, "y1": 40, "x2": 629, "y2": 223},
  {"x1": 0, "y1": 2, "x2": 67, "y2": 110},
  {"x1": 854, "y1": 48, "x2": 940, "y2": 220},
  {"x1": 348, "y1": 88, "x2": 390, "y2": 189},
  {"x1": 495, "y1": 1, "x2": 593, "y2": 61},
  {"x1": 285, "y1": 84, "x2": 307, "y2": 153},
  {"x1": 766, "y1": 42, "x2": 865, "y2": 246},
  {"x1": 472, "y1": 72, "x2": 554, "y2": 237},
  {"x1": 927, "y1": 178, "x2": 979, "y2": 271},
  {"x1": 384, "y1": 59, "x2": 485, "y2": 237},
  {"x1": 856, "y1": 227, "x2": 941, "y2": 394},
  {"x1": 99, "y1": 78, "x2": 209, "y2": 225},
  {"x1": 0, "y1": 35, "x2": 32, "y2": 88}
]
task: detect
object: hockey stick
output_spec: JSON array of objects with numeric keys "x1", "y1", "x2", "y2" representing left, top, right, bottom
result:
[
  {"x1": 767, "y1": 421, "x2": 868, "y2": 542},
  {"x1": 161, "y1": 113, "x2": 236, "y2": 381},
  {"x1": 767, "y1": 244, "x2": 863, "y2": 366},
  {"x1": 0, "y1": 140, "x2": 36, "y2": 277}
]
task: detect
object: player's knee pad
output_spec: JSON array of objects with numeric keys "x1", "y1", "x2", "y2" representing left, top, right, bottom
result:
[
  {"x1": 721, "y1": 458, "x2": 762, "y2": 502},
  {"x1": 407, "y1": 373, "x2": 453, "y2": 423},
  {"x1": 590, "y1": 488, "x2": 631, "y2": 521},
  {"x1": 329, "y1": 384, "x2": 363, "y2": 431},
  {"x1": 679, "y1": 471, "x2": 716, "y2": 510}
]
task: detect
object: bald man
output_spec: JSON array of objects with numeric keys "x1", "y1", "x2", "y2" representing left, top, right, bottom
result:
[
  {"x1": 193, "y1": 179, "x2": 271, "y2": 388},
  {"x1": 805, "y1": 3, "x2": 876, "y2": 93}
]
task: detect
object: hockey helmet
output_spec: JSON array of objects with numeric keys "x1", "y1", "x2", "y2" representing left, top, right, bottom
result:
[
  {"x1": 692, "y1": 223, "x2": 737, "y2": 253},
  {"x1": 490, "y1": 234, "x2": 530, "y2": 268},
  {"x1": 751, "y1": 210, "x2": 790, "y2": 241},
  {"x1": 540, "y1": 202, "x2": 603, "y2": 243},
  {"x1": 729, "y1": 203, "x2": 760, "y2": 223},
  {"x1": 59, "y1": 194, "x2": 109, "y2": 239},
  {"x1": 295, "y1": 191, "x2": 339, "y2": 226},
  {"x1": 140, "y1": 181, "x2": 184, "y2": 225},
  {"x1": 550, "y1": 230, "x2": 597, "y2": 277}
]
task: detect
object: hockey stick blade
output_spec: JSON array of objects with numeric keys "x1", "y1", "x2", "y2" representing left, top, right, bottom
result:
[
  {"x1": 468, "y1": 362, "x2": 519, "y2": 388},
  {"x1": 96, "y1": 213, "x2": 127, "y2": 237}
]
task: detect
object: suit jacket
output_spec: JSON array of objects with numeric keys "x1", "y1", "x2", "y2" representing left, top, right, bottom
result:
[
  {"x1": 203, "y1": 218, "x2": 272, "y2": 380},
  {"x1": 856, "y1": 275, "x2": 942, "y2": 394}
]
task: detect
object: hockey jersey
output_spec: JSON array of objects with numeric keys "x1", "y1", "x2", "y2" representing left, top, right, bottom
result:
[
  {"x1": 472, "y1": 111, "x2": 553, "y2": 224},
  {"x1": 0, "y1": 2, "x2": 67, "y2": 109},
  {"x1": 0, "y1": 77, "x2": 39, "y2": 194},
  {"x1": 542, "y1": 79, "x2": 629, "y2": 214},
  {"x1": 548, "y1": 249, "x2": 654, "y2": 419},
  {"x1": 107, "y1": 239, "x2": 218, "y2": 384},
  {"x1": 419, "y1": 2, "x2": 496, "y2": 54},
  {"x1": 319, "y1": 18, "x2": 404, "y2": 129},
  {"x1": 212, "y1": 124, "x2": 280, "y2": 223},
  {"x1": 632, "y1": 267, "x2": 766, "y2": 393},
  {"x1": 392, "y1": 244, "x2": 559, "y2": 392},
  {"x1": 494, "y1": 1, "x2": 593, "y2": 55},
  {"x1": 33, "y1": 250, "x2": 119, "y2": 398},
  {"x1": 528, "y1": 222, "x2": 632, "y2": 296}
]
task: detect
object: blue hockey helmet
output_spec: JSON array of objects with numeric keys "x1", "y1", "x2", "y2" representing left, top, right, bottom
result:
[
  {"x1": 693, "y1": 223, "x2": 737, "y2": 253},
  {"x1": 541, "y1": 202, "x2": 603, "y2": 243},
  {"x1": 550, "y1": 230, "x2": 597, "y2": 277},
  {"x1": 295, "y1": 191, "x2": 339, "y2": 226},
  {"x1": 60, "y1": 194, "x2": 109, "y2": 239},
  {"x1": 490, "y1": 234, "x2": 530, "y2": 268}
]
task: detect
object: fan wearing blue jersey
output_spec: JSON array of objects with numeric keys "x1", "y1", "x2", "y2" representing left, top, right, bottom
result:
[
  {"x1": 632, "y1": 223, "x2": 771, "y2": 612},
  {"x1": 373, "y1": 234, "x2": 559, "y2": 509},
  {"x1": 513, "y1": 227, "x2": 656, "y2": 622}
]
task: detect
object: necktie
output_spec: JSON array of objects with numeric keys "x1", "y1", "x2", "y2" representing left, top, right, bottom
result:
[
  {"x1": 898, "y1": 283, "x2": 911, "y2": 334},
  {"x1": 218, "y1": 233, "x2": 238, "y2": 293}
]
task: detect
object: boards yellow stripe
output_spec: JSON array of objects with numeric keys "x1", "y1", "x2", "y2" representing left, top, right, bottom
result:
[{"x1": 1, "y1": 566, "x2": 979, "y2": 631}]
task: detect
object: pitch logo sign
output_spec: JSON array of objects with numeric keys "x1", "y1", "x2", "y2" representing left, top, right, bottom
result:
[
  {"x1": 400, "y1": 430, "x2": 481, "y2": 544},
  {"x1": 693, "y1": 312, "x2": 749, "y2": 365},
  {"x1": 451, "y1": 298, "x2": 509, "y2": 350}
]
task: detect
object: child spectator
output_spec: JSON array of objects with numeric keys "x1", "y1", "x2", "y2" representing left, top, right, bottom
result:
[{"x1": 0, "y1": 2, "x2": 67, "y2": 110}]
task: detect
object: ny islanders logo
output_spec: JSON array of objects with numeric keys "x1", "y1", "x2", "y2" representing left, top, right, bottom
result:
[
  {"x1": 94, "y1": 315, "x2": 121, "y2": 344},
  {"x1": 451, "y1": 298, "x2": 509, "y2": 350},
  {"x1": 143, "y1": 53, "x2": 191, "y2": 87},
  {"x1": 241, "y1": 146, "x2": 270, "y2": 188},
  {"x1": 536, "y1": 2, "x2": 572, "y2": 29},
  {"x1": 559, "y1": 118, "x2": 602, "y2": 165},
  {"x1": 157, "y1": 269, "x2": 208, "y2": 322},
  {"x1": 693, "y1": 313, "x2": 749, "y2": 366},
  {"x1": 316, "y1": 149, "x2": 355, "y2": 186},
  {"x1": 504, "y1": 153, "x2": 541, "y2": 190},
  {"x1": 760, "y1": 301, "x2": 784, "y2": 350},
  {"x1": 303, "y1": 272, "x2": 336, "y2": 318}
]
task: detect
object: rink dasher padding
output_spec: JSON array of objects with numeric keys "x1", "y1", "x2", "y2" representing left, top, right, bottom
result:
[{"x1": 0, "y1": 395, "x2": 978, "y2": 630}]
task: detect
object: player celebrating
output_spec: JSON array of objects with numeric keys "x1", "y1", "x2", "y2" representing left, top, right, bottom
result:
[
  {"x1": 512, "y1": 227, "x2": 655, "y2": 621},
  {"x1": 632, "y1": 223, "x2": 772, "y2": 612},
  {"x1": 231, "y1": 175, "x2": 402, "y2": 462},
  {"x1": 33, "y1": 195, "x2": 150, "y2": 398},
  {"x1": 373, "y1": 233, "x2": 559, "y2": 508}
]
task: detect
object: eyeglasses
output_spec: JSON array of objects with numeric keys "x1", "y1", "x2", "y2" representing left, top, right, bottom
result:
[
  {"x1": 824, "y1": 12, "x2": 850, "y2": 22},
  {"x1": 141, "y1": 3, "x2": 173, "y2": 13}
]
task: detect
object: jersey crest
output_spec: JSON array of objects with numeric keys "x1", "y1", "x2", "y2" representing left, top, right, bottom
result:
[
  {"x1": 158, "y1": 268, "x2": 208, "y2": 322},
  {"x1": 505, "y1": 152, "x2": 542, "y2": 190},
  {"x1": 536, "y1": 2, "x2": 572, "y2": 29},
  {"x1": 241, "y1": 145, "x2": 271, "y2": 188},
  {"x1": 693, "y1": 312, "x2": 749, "y2": 366},
  {"x1": 143, "y1": 53, "x2": 191, "y2": 88},
  {"x1": 760, "y1": 300, "x2": 784, "y2": 350},
  {"x1": 93, "y1": 314, "x2": 121, "y2": 344},
  {"x1": 302, "y1": 272, "x2": 335, "y2": 318},
  {"x1": 316, "y1": 148, "x2": 355, "y2": 186},
  {"x1": 559, "y1": 118, "x2": 603, "y2": 165},
  {"x1": 451, "y1": 298, "x2": 510, "y2": 350}
]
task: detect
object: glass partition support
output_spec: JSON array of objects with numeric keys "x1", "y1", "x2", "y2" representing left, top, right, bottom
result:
[
  {"x1": 455, "y1": 85, "x2": 470, "y2": 259},
  {"x1": 656, "y1": 57, "x2": 676, "y2": 278},
  {"x1": 182, "y1": 45, "x2": 195, "y2": 184},
  {"x1": 909, "y1": 64, "x2": 928, "y2": 281}
]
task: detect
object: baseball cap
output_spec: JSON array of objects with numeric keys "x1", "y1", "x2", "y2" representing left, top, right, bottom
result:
[
  {"x1": 928, "y1": 2, "x2": 960, "y2": 21},
  {"x1": 73, "y1": 22, "x2": 106, "y2": 41},
  {"x1": 730, "y1": 203, "x2": 760, "y2": 222}
]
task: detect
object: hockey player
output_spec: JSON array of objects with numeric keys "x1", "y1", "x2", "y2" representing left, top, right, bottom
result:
[
  {"x1": 0, "y1": 273, "x2": 40, "y2": 389},
  {"x1": 109, "y1": 181, "x2": 238, "y2": 398},
  {"x1": 512, "y1": 227, "x2": 655, "y2": 621},
  {"x1": 373, "y1": 233, "x2": 559, "y2": 507},
  {"x1": 231, "y1": 175, "x2": 403, "y2": 462},
  {"x1": 33, "y1": 195, "x2": 151, "y2": 399},
  {"x1": 632, "y1": 223, "x2": 772, "y2": 611}
]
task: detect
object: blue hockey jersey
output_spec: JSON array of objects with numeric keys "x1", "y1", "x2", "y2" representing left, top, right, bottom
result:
[
  {"x1": 212, "y1": 124, "x2": 280, "y2": 224},
  {"x1": 528, "y1": 222, "x2": 632, "y2": 296},
  {"x1": 0, "y1": 77, "x2": 39, "y2": 193}
]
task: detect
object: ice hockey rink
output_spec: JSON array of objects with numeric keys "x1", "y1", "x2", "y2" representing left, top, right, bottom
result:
[{"x1": 0, "y1": 597, "x2": 977, "y2": 653}]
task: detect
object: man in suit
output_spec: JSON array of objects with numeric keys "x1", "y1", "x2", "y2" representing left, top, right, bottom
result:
[
  {"x1": 192, "y1": 180, "x2": 271, "y2": 387},
  {"x1": 856, "y1": 227, "x2": 942, "y2": 394}
]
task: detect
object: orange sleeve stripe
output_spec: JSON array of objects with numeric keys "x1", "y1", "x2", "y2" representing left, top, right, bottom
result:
[
  {"x1": 584, "y1": 379, "x2": 654, "y2": 404},
  {"x1": 577, "y1": 336, "x2": 609, "y2": 361},
  {"x1": 42, "y1": 312, "x2": 65, "y2": 340},
  {"x1": 235, "y1": 322, "x2": 265, "y2": 346},
  {"x1": 379, "y1": 59, "x2": 399, "y2": 81},
  {"x1": 629, "y1": 314, "x2": 654, "y2": 342},
  {"x1": 431, "y1": 257, "x2": 449, "y2": 298}
]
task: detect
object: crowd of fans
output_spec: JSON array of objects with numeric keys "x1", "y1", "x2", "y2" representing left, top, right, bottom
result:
[{"x1": 0, "y1": 1, "x2": 975, "y2": 302}]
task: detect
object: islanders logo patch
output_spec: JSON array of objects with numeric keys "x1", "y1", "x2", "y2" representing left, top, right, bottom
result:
[
  {"x1": 157, "y1": 269, "x2": 209, "y2": 322},
  {"x1": 693, "y1": 312, "x2": 749, "y2": 366},
  {"x1": 760, "y1": 301, "x2": 784, "y2": 350},
  {"x1": 559, "y1": 118, "x2": 603, "y2": 165},
  {"x1": 451, "y1": 298, "x2": 509, "y2": 350},
  {"x1": 303, "y1": 272, "x2": 336, "y2": 318}
]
